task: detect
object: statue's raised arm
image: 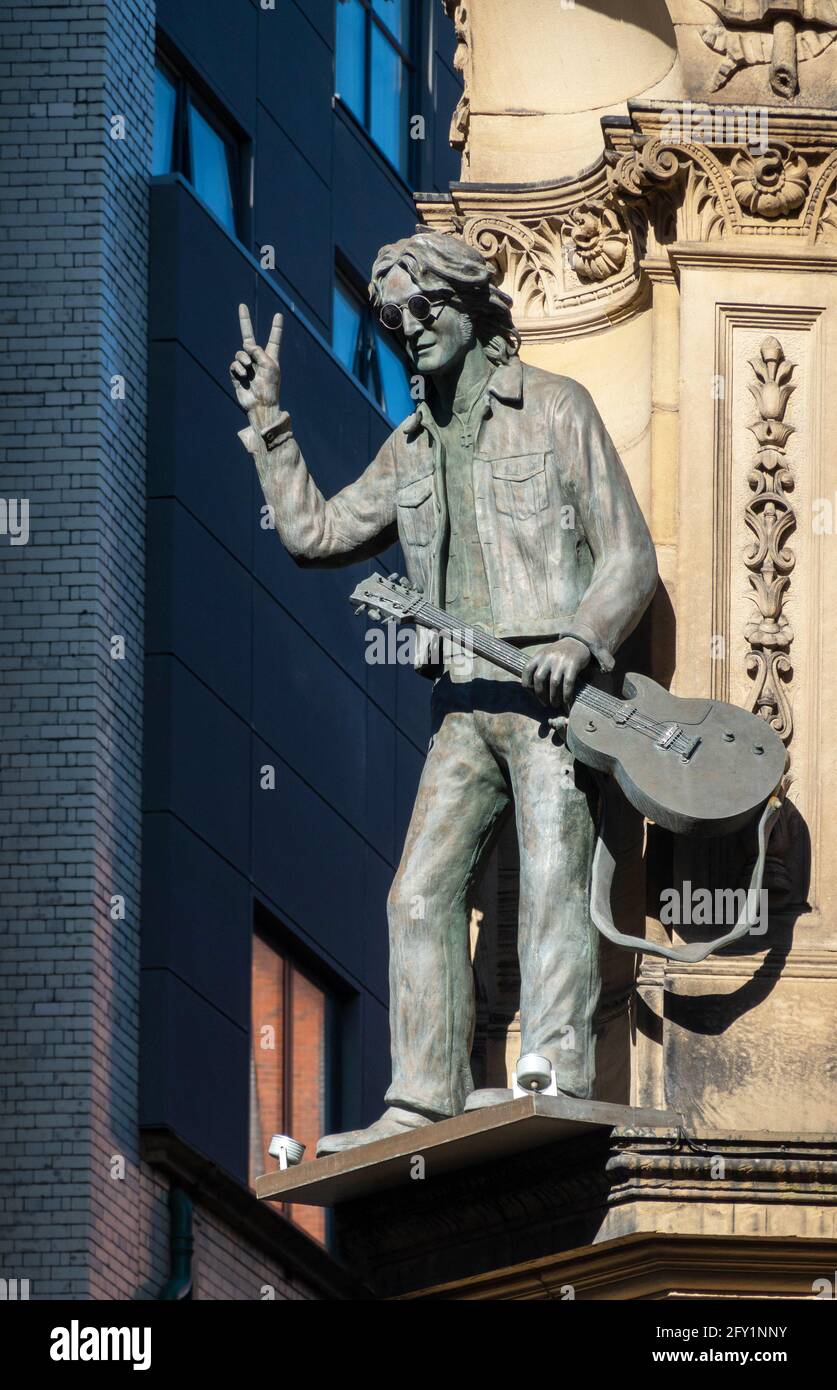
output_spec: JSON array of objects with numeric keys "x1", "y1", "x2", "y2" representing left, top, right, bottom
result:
[{"x1": 231, "y1": 302, "x2": 398, "y2": 567}]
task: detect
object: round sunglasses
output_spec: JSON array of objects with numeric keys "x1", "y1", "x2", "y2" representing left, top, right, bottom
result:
[{"x1": 379, "y1": 291, "x2": 455, "y2": 332}]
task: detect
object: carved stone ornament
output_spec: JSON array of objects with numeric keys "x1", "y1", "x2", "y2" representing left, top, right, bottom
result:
[
  {"x1": 744, "y1": 336, "x2": 797, "y2": 742},
  {"x1": 415, "y1": 162, "x2": 643, "y2": 340},
  {"x1": 419, "y1": 103, "x2": 837, "y2": 334},
  {"x1": 607, "y1": 139, "x2": 686, "y2": 201},
  {"x1": 443, "y1": 1, "x2": 472, "y2": 174},
  {"x1": 601, "y1": 105, "x2": 837, "y2": 251},
  {"x1": 731, "y1": 141, "x2": 810, "y2": 216},
  {"x1": 562, "y1": 202, "x2": 629, "y2": 282},
  {"x1": 700, "y1": 1, "x2": 837, "y2": 97}
]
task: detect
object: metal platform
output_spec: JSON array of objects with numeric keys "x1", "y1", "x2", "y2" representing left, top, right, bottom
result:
[{"x1": 255, "y1": 1095, "x2": 679, "y2": 1207}]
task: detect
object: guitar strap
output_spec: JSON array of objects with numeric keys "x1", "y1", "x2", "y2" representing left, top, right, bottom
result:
[{"x1": 588, "y1": 779, "x2": 783, "y2": 963}]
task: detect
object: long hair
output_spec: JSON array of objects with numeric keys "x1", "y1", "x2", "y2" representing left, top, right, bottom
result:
[{"x1": 369, "y1": 229, "x2": 520, "y2": 365}]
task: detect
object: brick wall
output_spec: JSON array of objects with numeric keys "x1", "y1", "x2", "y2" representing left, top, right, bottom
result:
[
  {"x1": 0, "y1": 0, "x2": 159, "y2": 1299},
  {"x1": 192, "y1": 1205, "x2": 318, "y2": 1302}
]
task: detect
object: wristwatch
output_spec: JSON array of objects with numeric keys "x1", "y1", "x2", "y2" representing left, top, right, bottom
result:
[{"x1": 260, "y1": 410, "x2": 293, "y2": 451}]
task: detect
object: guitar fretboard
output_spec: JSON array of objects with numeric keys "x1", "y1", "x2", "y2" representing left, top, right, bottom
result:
[{"x1": 416, "y1": 601, "x2": 528, "y2": 678}]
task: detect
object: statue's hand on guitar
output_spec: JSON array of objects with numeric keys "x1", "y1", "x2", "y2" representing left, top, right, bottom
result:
[{"x1": 522, "y1": 638, "x2": 591, "y2": 709}]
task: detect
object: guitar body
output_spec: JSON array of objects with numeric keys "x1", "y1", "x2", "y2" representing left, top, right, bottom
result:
[{"x1": 566, "y1": 673, "x2": 787, "y2": 836}]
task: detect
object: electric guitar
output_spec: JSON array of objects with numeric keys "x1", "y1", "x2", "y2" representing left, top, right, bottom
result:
[{"x1": 349, "y1": 572, "x2": 787, "y2": 838}]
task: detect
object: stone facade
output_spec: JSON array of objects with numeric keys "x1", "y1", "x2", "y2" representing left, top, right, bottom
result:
[{"x1": 415, "y1": 0, "x2": 837, "y2": 1294}]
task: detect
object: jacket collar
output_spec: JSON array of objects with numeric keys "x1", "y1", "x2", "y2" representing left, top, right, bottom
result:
[
  {"x1": 487, "y1": 355, "x2": 523, "y2": 405},
  {"x1": 401, "y1": 355, "x2": 524, "y2": 436}
]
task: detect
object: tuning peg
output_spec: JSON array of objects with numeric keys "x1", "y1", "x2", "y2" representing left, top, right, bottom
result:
[
  {"x1": 354, "y1": 603, "x2": 367, "y2": 616},
  {"x1": 368, "y1": 607, "x2": 383, "y2": 621},
  {"x1": 398, "y1": 576, "x2": 411, "y2": 588},
  {"x1": 388, "y1": 572, "x2": 400, "y2": 582}
]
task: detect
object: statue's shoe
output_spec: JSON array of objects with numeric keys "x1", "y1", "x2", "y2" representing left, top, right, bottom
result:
[
  {"x1": 463, "y1": 1088, "x2": 513, "y2": 1111},
  {"x1": 315, "y1": 1106, "x2": 436, "y2": 1157}
]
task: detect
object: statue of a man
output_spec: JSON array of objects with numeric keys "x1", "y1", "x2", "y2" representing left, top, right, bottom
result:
[{"x1": 231, "y1": 231, "x2": 658, "y2": 1155}]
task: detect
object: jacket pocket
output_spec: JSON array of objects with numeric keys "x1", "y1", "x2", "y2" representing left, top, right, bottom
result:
[
  {"x1": 490, "y1": 453, "x2": 548, "y2": 520},
  {"x1": 396, "y1": 471, "x2": 434, "y2": 547}
]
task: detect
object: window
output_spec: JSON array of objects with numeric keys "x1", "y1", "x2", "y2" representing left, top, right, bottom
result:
[
  {"x1": 333, "y1": 272, "x2": 414, "y2": 423},
  {"x1": 152, "y1": 55, "x2": 242, "y2": 236},
  {"x1": 249, "y1": 926, "x2": 333, "y2": 1245},
  {"x1": 335, "y1": 0, "x2": 414, "y2": 178}
]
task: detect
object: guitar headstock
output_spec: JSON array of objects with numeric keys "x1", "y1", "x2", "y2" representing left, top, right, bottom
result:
[{"x1": 349, "y1": 572, "x2": 425, "y2": 624}]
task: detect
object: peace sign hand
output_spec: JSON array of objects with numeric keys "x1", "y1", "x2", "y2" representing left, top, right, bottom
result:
[{"x1": 230, "y1": 304, "x2": 283, "y2": 429}]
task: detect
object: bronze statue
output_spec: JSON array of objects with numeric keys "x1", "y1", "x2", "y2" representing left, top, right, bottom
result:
[{"x1": 231, "y1": 231, "x2": 658, "y2": 1154}]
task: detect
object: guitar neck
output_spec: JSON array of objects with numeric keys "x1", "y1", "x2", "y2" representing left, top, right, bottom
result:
[
  {"x1": 412, "y1": 600, "x2": 628, "y2": 719},
  {"x1": 413, "y1": 601, "x2": 527, "y2": 677}
]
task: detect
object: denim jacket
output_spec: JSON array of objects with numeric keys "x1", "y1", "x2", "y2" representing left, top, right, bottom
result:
[{"x1": 242, "y1": 356, "x2": 658, "y2": 672}]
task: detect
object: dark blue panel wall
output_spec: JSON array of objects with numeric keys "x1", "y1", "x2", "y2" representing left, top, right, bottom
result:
[
  {"x1": 257, "y1": 3, "x2": 334, "y2": 182},
  {"x1": 142, "y1": 0, "x2": 460, "y2": 1180},
  {"x1": 255, "y1": 107, "x2": 333, "y2": 329},
  {"x1": 156, "y1": 0, "x2": 259, "y2": 130}
]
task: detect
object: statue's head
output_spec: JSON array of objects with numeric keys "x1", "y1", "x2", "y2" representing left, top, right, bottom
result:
[{"x1": 369, "y1": 229, "x2": 519, "y2": 379}]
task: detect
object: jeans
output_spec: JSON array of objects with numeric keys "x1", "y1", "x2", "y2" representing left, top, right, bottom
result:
[{"x1": 384, "y1": 668, "x2": 601, "y2": 1118}]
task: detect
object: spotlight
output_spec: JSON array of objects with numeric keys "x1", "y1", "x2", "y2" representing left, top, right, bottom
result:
[
  {"x1": 268, "y1": 1134, "x2": 305, "y2": 1170},
  {"x1": 512, "y1": 1053, "x2": 559, "y2": 1098}
]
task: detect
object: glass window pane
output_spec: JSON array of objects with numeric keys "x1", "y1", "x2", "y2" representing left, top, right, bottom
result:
[
  {"x1": 372, "y1": 0, "x2": 410, "y2": 46},
  {"x1": 289, "y1": 968, "x2": 327, "y2": 1244},
  {"x1": 332, "y1": 283, "x2": 364, "y2": 379},
  {"x1": 187, "y1": 101, "x2": 236, "y2": 233},
  {"x1": 151, "y1": 66, "x2": 177, "y2": 176},
  {"x1": 249, "y1": 934, "x2": 285, "y2": 1186},
  {"x1": 375, "y1": 329, "x2": 414, "y2": 422},
  {"x1": 370, "y1": 27, "x2": 408, "y2": 174},
  {"x1": 335, "y1": 0, "x2": 366, "y2": 120}
]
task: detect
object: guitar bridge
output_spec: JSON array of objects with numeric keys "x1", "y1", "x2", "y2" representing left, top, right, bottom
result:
[
  {"x1": 655, "y1": 724, "x2": 701, "y2": 763},
  {"x1": 655, "y1": 724, "x2": 681, "y2": 750}
]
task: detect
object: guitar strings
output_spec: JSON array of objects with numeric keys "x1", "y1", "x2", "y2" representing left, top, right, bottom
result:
[
  {"x1": 578, "y1": 685, "x2": 694, "y2": 751},
  {"x1": 577, "y1": 688, "x2": 691, "y2": 751}
]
